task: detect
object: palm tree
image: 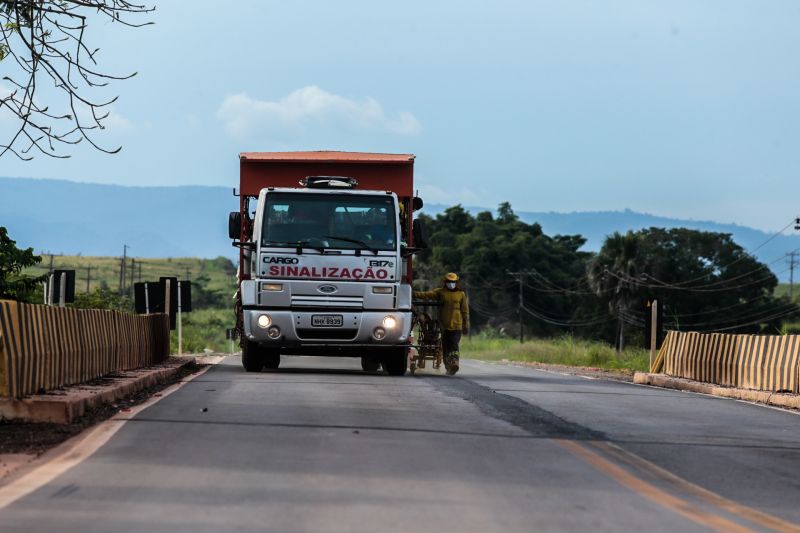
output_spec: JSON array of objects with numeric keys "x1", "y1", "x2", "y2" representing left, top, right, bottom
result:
[{"x1": 587, "y1": 232, "x2": 641, "y2": 351}]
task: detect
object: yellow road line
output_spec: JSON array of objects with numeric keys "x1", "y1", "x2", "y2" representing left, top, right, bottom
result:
[
  {"x1": 556, "y1": 439, "x2": 755, "y2": 533},
  {"x1": 593, "y1": 441, "x2": 800, "y2": 533}
]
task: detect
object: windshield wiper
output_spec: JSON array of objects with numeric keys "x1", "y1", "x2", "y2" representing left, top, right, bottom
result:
[
  {"x1": 263, "y1": 240, "x2": 325, "y2": 253},
  {"x1": 323, "y1": 235, "x2": 380, "y2": 255}
]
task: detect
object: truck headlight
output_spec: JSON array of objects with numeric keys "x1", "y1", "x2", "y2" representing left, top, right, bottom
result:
[
  {"x1": 382, "y1": 315, "x2": 397, "y2": 329},
  {"x1": 373, "y1": 327, "x2": 386, "y2": 340},
  {"x1": 257, "y1": 314, "x2": 272, "y2": 328}
]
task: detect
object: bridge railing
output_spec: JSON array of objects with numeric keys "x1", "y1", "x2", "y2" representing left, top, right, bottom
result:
[{"x1": 0, "y1": 300, "x2": 170, "y2": 399}]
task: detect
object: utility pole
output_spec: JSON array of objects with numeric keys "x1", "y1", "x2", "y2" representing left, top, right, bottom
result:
[
  {"x1": 119, "y1": 244, "x2": 129, "y2": 294},
  {"x1": 130, "y1": 258, "x2": 136, "y2": 297},
  {"x1": 48, "y1": 253, "x2": 54, "y2": 274},
  {"x1": 508, "y1": 271, "x2": 527, "y2": 344},
  {"x1": 789, "y1": 251, "x2": 798, "y2": 302}
]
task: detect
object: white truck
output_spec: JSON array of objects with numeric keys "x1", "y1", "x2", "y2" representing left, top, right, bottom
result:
[{"x1": 229, "y1": 151, "x2": 426, "y2": 376}]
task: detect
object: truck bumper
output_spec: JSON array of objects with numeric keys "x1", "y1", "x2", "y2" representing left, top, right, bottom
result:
[{"x1": 243, "y1": 308, "x2": 413, "y2": 353}]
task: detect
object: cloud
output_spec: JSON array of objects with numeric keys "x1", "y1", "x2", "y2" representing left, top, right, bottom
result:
[
  {"x1": 216, "y1": 86, "x2": 421, "y2": 140},
  {"x1": 100, "y1": 108, "x2": 133, "y2": 133}
]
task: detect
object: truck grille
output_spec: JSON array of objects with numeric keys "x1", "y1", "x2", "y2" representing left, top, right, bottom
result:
[
  {"x1": 291, "y1": 295, "x2": 363, "y2": 308},
  {"x1": 296, "y1": 328, "x2": 358, "y2": 340}
]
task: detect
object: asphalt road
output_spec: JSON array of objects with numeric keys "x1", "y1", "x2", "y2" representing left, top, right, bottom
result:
[{"x1": 1, "y1": 356, "x2": 799, "y2": 532}]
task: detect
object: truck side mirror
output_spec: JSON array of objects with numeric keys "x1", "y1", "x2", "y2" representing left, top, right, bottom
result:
[
  {"x1": 228, "y1": 212, "x2": 241, "y2": 240},
  {"x1": 412, "y1": 196, "x2": 424, "y2": 211},
  {"x1": 412, "y1": 218, "x2": 428, "y2": 249}
]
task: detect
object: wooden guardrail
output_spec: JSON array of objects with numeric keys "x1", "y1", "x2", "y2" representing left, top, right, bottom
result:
[
  {"x1": 0, "y1": 300, "x2": 170, "y2": 399},
  {"x1": 651, "y1": 330, "x2": 800, "y2": 393}
]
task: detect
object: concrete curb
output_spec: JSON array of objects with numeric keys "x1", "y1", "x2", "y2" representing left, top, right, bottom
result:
[
  {"x1": 633, "y1": 372, "x2": 800, "y2": 410},
  {"x1": 0, "y1": 357, "x2": 195, "y2": 423}
]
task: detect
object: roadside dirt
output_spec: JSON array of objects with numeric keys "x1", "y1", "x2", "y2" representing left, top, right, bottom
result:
[
  {"x1": 0, "y1": 362, "x2": 205, "y2": 457},
  {"x1": 489, "y1": 359, "x2": 635, "y2": 382}
]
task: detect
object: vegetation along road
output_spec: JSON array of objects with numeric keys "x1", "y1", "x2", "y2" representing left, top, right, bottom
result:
[{"x1": 0, "y1": 356, "x2": 798, "y2": 532}]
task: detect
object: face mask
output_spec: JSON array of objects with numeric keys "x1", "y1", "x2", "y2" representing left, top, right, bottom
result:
[{"x1": 446, "y1": 281, "x2": 457, "y2": 290}]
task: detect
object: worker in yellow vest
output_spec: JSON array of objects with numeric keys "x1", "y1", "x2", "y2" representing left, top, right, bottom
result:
[{"x1": 414, "y1": 272, "x2": 469, "y2": 375}]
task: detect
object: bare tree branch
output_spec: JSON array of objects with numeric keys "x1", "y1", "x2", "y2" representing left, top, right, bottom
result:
[{"x1": 0, "y1": 0, "x2": 154, "y2": 160}]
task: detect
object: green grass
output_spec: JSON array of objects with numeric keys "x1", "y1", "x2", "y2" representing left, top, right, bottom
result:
[
  {"x1": 461, "y1": 335, "x2": 650, "y2": 373},
  {"x1": 26, "y1": 255, "x2": 237, "y2": 295},
  {"x1": 170, "y1": 308, "x2": 237, "y2": 354}
]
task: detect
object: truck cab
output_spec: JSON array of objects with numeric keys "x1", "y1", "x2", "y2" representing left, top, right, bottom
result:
[{"x1": 230, "y1": 152, "x2": 425, "y2": 376}]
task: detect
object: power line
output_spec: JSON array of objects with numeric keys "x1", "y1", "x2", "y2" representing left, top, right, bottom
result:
[
  {"x1": 639, "y1": 218, "x2": 797, "y2": 289},
  {"x1": 698, "y1": 305, "x2": 800, "y2": 333},
  {"x1": 642, "y1": 247, "x2": 800, "y2": 291},
  {"x1": 520, "y1": 304, "x2": 614, "y2": 327},
  {"x1": 666, "y1": 301, "x2": 800, "y2": 329},
  {"x1": 605, "y1": 266, "x2": 792, "y2": 293}
]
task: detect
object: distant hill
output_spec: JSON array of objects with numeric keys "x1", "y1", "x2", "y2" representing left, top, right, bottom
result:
[
  {"x1": 1, "y1": 177, "x2": 234, "y2": 259},
  {"x1": 2, "y1": 177, "x2": 798, "y2": 281}
]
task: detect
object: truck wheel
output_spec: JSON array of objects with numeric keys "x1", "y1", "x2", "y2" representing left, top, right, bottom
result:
[
  {"x1": 383, "y1": 348, "x2": 408, "y2": 376},
  {"x1": 264, "y1": 351, "x2": 281, "y2": 370},
  {"x1": 241, "y1": 340, "x2": 264, "y2": 372},
  {"x1": 361, "y1": 357, "x2": 381, "y2": 373}
]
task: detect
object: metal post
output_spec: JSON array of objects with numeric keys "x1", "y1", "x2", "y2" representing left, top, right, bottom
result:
[
  {"x1": 649, "y1": 299, "x2": 658, "y2": 371},
  {"x1": 144, "y1": 282, "x2": 150, "y2": 314},
  {"x1": 164, "y1": 278, "x2": 171, "y2": 326},
  {"x1": 47, "y1": 273, "x2": 54, "y2": 306},
  {"x1": 59, "y1": 271, "x2": 66, "y2": 308},
  {"x1": 178, "y1": 281, "x2": 183, "y2": 356}
]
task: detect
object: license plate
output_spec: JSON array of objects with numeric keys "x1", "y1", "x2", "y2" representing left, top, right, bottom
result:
[{"x1": 311, "y1": 315, "x2": 343, "y2": 327}]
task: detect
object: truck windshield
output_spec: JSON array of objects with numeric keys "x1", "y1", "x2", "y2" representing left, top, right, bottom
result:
[{"x1": 262, "y1": 192, "x2": 397, "y2": 251}]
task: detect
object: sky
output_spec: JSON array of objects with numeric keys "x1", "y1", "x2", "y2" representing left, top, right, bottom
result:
[{"x1": 1, "y1": 0, "x2": 799, "y2": 232}]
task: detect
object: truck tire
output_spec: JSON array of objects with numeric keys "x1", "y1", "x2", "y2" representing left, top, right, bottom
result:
[
  {"x1": 383, "y1": 348, "x2": 408, "y2": 376},
  {"x1": 361, "y1": 357, "x2": 381, "y2": 373},
  {"x1": 241, "y1": 340, "x2": 264, "y2": 372},
  {"x1": 264, "y1": 351, "x2": 281, "y2": 370}
]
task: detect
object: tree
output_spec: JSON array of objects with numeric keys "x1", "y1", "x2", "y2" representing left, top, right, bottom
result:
[
  {"x1": 0, "y1": 1, "x2": 153, "y2": 160},
  {"x1": 415, "y1": 203, "x2": 594, "y2": 338},
  {"x1": 586, "y1": 231, "x2": 642, "y2": 350},
  {"x1": 588, "y1": 228, "x2": 791, "y2": 342},
  {"x1": 0, "y1": 226, "x2": 44, "y2": 300},
  {"x1": 72, "y1": 282, "x2": 130, "y2": 311}
]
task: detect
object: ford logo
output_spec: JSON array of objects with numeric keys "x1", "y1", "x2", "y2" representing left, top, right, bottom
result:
[{"x1": 317, "y1": 284, "x2": 338, "y2": 294}]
